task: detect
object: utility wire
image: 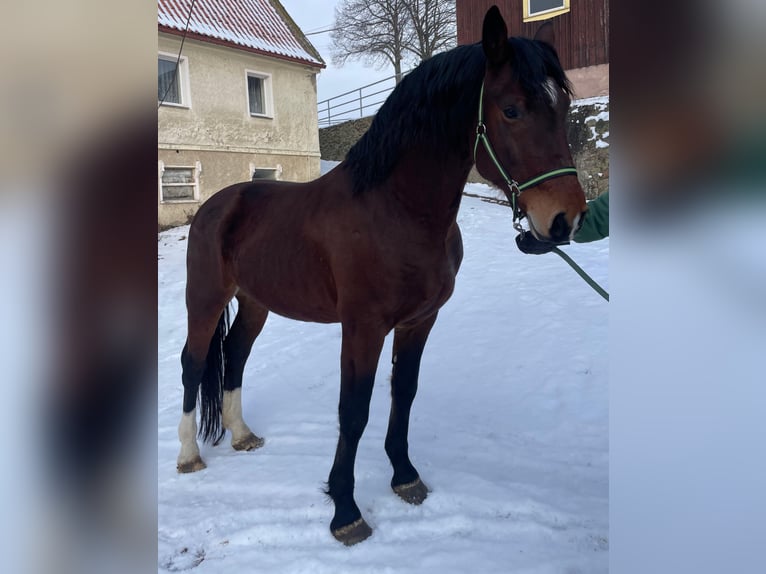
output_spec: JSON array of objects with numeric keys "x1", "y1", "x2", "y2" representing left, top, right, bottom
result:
[
  {"x1": 305, "y1": 27, "x2": 341, "y2": 36},
  {"x1": 158, "y1": 0, "x2": 197, "y2": 109}
]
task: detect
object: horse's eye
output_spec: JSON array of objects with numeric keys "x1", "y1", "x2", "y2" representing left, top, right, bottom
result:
[{"x1": 503, "y1": 106, "x2": 520, "y2": 119}]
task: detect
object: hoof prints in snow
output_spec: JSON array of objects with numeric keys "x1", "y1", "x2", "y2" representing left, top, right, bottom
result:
[{"x1": 160, "y1": 547, "x2": 205, "y2": 571}]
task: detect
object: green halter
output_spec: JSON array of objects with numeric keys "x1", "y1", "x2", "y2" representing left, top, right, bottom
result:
[
  {"x1": 473, "y1": 81, "x2": 579, "y2": 233},
  {"x1": 473, "y1": 81, "x2": 608, "y2": 302}
]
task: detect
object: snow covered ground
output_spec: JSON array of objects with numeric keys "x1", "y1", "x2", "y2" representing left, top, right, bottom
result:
[{"x1": 158, "y1": 182, "x2": 609, "y2": 573}]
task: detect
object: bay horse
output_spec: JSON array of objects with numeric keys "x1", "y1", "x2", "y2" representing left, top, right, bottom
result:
[{"x1": 176, "y1": 6, "x2": 586, "y2": 545}]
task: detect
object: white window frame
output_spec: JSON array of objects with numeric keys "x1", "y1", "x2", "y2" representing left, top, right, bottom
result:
[
  {"x1": 523, "y1": 0, "x2": 570, "y2": 23},
  {"x1": 158, "y1": 160, "x2": 202, "y2": 204},
  {"x1": 246, "y1": 70, "x2": 274, "y2": 118},
  {"x1": 158, "y1": 51, "x2": 191, "y2": 108},
  {"x1": 249, "y1": 162, "x2": 282, "y2": 181}
]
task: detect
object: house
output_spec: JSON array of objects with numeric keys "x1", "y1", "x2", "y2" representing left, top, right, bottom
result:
[
  {"x1": 456, "y1": 0, "x2": 608, "y2": 99},
  {"x1": 158, "y1": 0, "x2": 326, "y2": 228}
]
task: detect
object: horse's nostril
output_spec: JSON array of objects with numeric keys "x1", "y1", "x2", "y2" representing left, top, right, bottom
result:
[{"x1": 549, "y1": 212, "x2": 570, "y2": 243}]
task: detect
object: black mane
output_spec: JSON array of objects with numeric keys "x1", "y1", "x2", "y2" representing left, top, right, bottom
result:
[{"x1": 344, "y1": 37, "x2": 571, "y2": 194}]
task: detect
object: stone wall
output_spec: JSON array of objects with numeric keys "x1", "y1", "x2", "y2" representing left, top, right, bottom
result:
[
  {"x1": 567, "y1": 97, "x2": 610, "y2": 199},
  {"x1": 319, "y1": 117, "x2": 374, "y2": 162},
  {"x1": 319, "y1": 98, "x2": 609, "y2": 200}
]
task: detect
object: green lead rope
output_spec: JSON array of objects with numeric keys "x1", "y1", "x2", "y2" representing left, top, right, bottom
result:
[{"x1": 551, "y1": 246, "x2": 609, "y2": 301}]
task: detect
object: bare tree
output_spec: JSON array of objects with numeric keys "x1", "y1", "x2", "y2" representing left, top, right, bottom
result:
[
  {"x1": 403, "y1": 0, "x2": 456, "y2": 61},
  {"x1": 330, "y1": 0, "x2": 412, "y2": 83},
  {"x1": 331, "y1": 0, "x2": 457, "y2": 82}
]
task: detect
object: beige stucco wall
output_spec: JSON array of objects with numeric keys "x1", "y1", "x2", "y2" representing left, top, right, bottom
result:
[
  {"x1": 566, "y1": 63, "x2": 609, "y2": 100},
  {"x1": 158, "y1": 33, "x2": 322, "y2": 228}
]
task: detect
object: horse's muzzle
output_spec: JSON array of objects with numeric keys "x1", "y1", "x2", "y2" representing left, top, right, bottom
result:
[
  {"x1": 515, "y1": 231, "x2": 567, "y2": 255},
  {"x1": 548, "y1": 212, "x2": 570, "y2": 244}
]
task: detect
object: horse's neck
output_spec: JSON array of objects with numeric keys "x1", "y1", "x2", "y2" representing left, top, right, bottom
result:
[{"x1": 388, "y1": 150, "x2": 473, "y2": 231}]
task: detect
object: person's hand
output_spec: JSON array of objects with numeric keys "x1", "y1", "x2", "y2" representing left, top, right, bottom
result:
[{"x1": 515, "y1": 231, "x2": 568, "y2": 254}]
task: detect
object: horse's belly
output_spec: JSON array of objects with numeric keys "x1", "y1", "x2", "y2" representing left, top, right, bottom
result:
[
  {"x1": 263, "y1": 299, "x2": 339, "y2": 324},
  {"x1": 238, "y1": 283, "x2": 339, "y2": 323},
  {"x1": 234, "y1": 253, "x2": 340, "y2": 324}
]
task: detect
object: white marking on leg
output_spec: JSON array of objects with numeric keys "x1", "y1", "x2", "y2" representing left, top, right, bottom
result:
[
  {"x1": 222, "y1": 388, "x2": 256, "y2": 445},
  {"x1": 177, "y1": 410, "x2": 202, "y2": 467}
]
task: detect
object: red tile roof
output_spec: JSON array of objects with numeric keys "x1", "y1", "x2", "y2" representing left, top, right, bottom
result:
[{"x1": 158, "y1": 0, "x2": 325, "y2": 68}]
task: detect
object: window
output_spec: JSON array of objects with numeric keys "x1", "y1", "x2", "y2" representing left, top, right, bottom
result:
[
  {"x1": 523, "y1": 0, "x2": 570, "y2": 22},
  {"x1": 250, "y1": 163, "x2": 281, "y2": 181},
  {"x1": 158, "y1": 53, "x2": 190, "y2": 107},
  {"x1": 158, "y1": 161, "x2": 201, "y2": 203},
  {"x1": 246, "y1": 71, "x2": 273, "y2": 117}
]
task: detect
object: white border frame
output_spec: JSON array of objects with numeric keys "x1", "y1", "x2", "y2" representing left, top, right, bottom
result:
[
  {"x1": 523, "y1": 0, "x2": 570, "y2": 23},
  {"x1": 245, "y1": 70, "x2": 274, "y2": 119},
  {"x1": 158, "y1": 51, "x2": 191, "y2": 109},
  {"x1": 158, "y1": 160, "x2": 202, "y2": 204}
]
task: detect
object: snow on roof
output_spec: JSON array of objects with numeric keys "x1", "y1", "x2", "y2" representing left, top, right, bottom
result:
[{"x1": 158, "y1": 0, "x2": 325, "y2": 68}]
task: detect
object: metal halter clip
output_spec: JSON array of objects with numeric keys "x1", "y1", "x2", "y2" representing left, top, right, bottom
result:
[{"x1": 508, "y1": 179, "x2": 525, "y2": 233}]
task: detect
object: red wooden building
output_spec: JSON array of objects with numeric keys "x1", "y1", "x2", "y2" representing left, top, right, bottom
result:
[{"x1": 456, "y1": 0, "x2": 609, "y2": 98}]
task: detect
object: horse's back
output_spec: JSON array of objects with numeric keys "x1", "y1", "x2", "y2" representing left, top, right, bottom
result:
[
  {"x1": 189, "y1": 179, "x2": 292, "y2": 235},
  {"x1": 188, "y1": 177, "x2": 344, "y2": 322},
  {"x1": 185, "y1": 170, "x2": 464, "y2": 326},
  {"x1": 188, "y1": 179, "x2": 318, "y2": 258}
]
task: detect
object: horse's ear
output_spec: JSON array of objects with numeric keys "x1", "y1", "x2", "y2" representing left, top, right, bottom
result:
[
  {"x1": 482, "y1": 6, "x2": 509, "y2": 67},
  {"x1": 534, "y1": 21, "x2": 555, "y2": 48}
]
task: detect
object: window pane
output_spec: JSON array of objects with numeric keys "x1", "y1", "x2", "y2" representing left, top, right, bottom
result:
[
  {"x1": 162, "y1": 185, "x2": 195, "y2": 200},
  {"x1": 248, "y1": 76, "x2": 264, "y2": 115},
  {"x1": 162, "y1": 168, "x2": 194, "y2": 184},
  {"x1": 529, "y1": 0, "x2": 564, "y2": 15},
  {"x1": 158, "y1": 58, "x2": 180, "y2": 104},
  {"x1": 251, "y1": 168, "x2": 277, "y2": 181}
]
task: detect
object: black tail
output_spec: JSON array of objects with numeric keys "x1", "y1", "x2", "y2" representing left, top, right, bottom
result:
[{"x1": 198, "y1": 306, "x2": 230, "y2": 444}]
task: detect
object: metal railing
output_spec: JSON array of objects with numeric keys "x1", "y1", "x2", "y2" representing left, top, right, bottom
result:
[{"x1": 317, "y1": 71, "x2": 411, "y2": 127}]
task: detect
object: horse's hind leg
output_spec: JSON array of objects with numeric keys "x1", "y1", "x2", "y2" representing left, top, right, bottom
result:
[
  {"x1": 178, "y1": 299, "x2": 232, "y2": 473},
  {"x1": 222, "y1": 295, "x2": 268, "y2": 451},
  {"x1": 178, "y1": 242, "x2": 236, "y2": 473},
  {"x1": 385, "y1": 312, "x2": 438, "y2": 505},
  {"x1": 178, "y1": 344, "x2": 206, "y2": 473}
]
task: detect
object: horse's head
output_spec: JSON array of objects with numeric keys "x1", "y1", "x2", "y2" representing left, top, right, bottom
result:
[{"x1": 476, "y1": 7, "x2": 587, "y2": 243}]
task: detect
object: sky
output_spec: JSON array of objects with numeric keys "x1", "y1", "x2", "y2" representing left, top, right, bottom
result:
[{"x1": 279, "y1": 0, "x2": 399, "y2": 107}]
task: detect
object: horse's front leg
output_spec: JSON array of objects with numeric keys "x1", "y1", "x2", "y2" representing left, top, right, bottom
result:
[
  {"x1": 385, "y1": 312, "x2": 438, "y2": 505},
  {"x1": 327, "y1": 321, "x2": 386, "y2": 546}
]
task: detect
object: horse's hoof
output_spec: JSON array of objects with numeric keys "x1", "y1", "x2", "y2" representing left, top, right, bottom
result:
[
  {"x1": 393, "y1": 477, "x2": 429, "y2": 505},
  {"x1": 331, "y1": 518, "x2": 373, "y2": 546},
  {"x1": 177, "y1": 456, "x2": 206, "y2": 473},
  {"x1": 232, "y1": 432, "x2": 264, "y2": 451}
]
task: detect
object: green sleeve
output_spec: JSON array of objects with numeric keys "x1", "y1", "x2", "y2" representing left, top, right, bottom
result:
[{"x1": 574, "y1": 192, "x2": 609, "y2": 243}]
